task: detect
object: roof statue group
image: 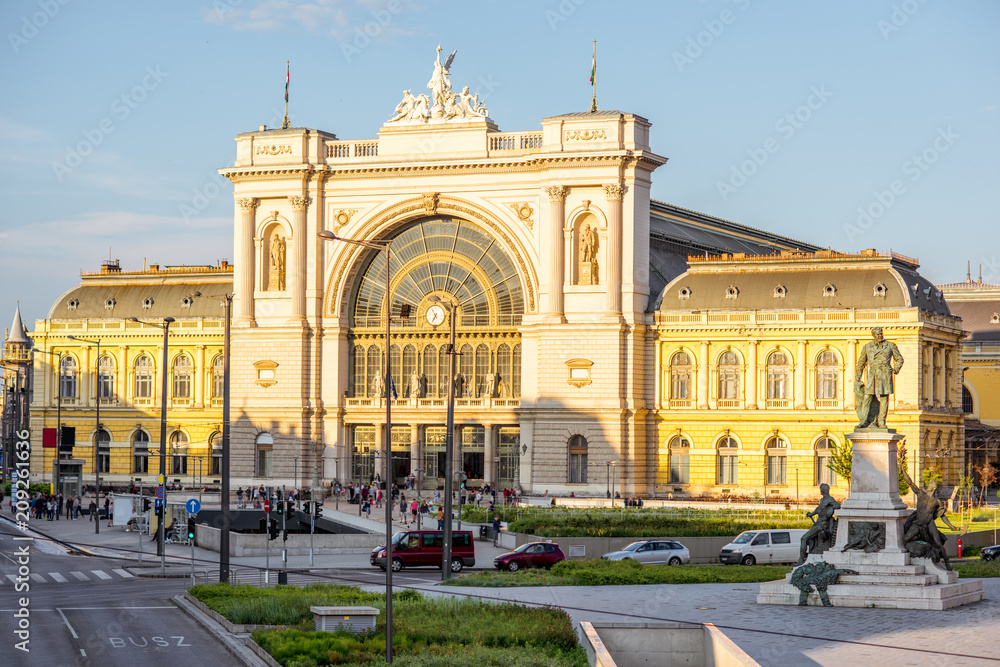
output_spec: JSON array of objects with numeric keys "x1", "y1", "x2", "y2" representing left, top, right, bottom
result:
[{"x1": 387, "y1": 46, "x2": 489, "y2": 125}]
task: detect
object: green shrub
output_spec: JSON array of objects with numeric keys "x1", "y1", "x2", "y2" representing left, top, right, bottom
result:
[{"x1": 955, "y1": 559, "x2": 1000, "y2": 578}]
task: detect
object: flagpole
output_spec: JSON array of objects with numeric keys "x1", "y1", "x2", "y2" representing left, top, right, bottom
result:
[
  {"x1": 282, "y1": 60, "x2": 291, "y2": 129},
  {"x1": 589, "y1": 39, "x2": 599, "y2": 113}
]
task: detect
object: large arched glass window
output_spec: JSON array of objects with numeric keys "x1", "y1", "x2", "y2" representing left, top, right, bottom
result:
[
  {"x1": 60, "y1": 356, "x2": 78, "y2": 399},
  {"x1": 568, "y1": 435, "x2": 588, "y2": 483},
  {"x1": 766, "y1": 351, "x2": 790, "y2": 402},
  {"x1": 96, "y1": 428, "x2": 111, "y2": 473},
  {"x1": 256, "y1": 432, "x2": 274, "y2": 478},
  {"x1": 815, "y1": 437, "x2": 837, "y2": 486},
  {"x1": 962, "y1": 385, "x2": 974, "y2": 414},
  {"x1": 718, "y1": 351, "x2": 740, "y2": 401},
  {"x1": 211, "y1": 354, "x2": 225, "y2": 400},
  {"x1": 402, "y1": 344, "x2": 418, "y2": 396},
  {"x1": 816, "y1": 350, "x2": 839, "y2": 402},
  {"x1": 170, "y1": 431, "x2": 188, "y2": 475},
  {"x1": 512, "y1": 344, "x2": 522, "y2": 398},
  {"x1": 670, "y1": 351, "x2": 692, "y2": 401},
  {"x1": 97, "y1": 354, "x2": 115, "y2": 401},
  {"x1": 766, "y1": 436, "x2": 787, "y2": 485},
  {"x1": 134, "y1": 354, "x2": 153, "y2": 399},
  {"x1": 366, "y1": 345, "x2": 381, "y2": 396},
  {"x1": 422, "y1": 345, "x2": 438, "y2": 398},
  {"x1": 496, "y1": 344, "x2": 512, "y2": 397},
  {"x1": 210, "y1": 432, "x2": 222, "y2": 476},
  {"x1": 458, "y1": 344, "x2": 473, "y2": 396},
  {"x1": 475, "y1": 344, "x2": 490, "y2": 397},
  {"x1": 718, "y1": 436, "x2": 738, "y2": 484},
  {"x1": 438, "y1": 345, "x2": 450, "y2": 397},
  {"x1": 669, "y1": 435, "x2": 691, "y2": 484},
  {"x1": 132, "y1": 430, "x2": 149, "y2": 473},
  {"x1": 172, "y1": 354, "x2": 192, "y2": 399}
]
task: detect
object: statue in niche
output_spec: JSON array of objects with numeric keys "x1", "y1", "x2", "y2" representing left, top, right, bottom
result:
[
  {"x1": 409, "y1": 371, "x2": 422, "y2": 399},
  {"x1": 854, "y1": 326, "x2": 903, "y2": 428},
  {"x1": 453, "y1": 372, "x2": 465, "y2": 398},
  {"x1": 269, "y1": 232, "x2": 286, "y2": 291},
  {"x1": 580, "y1": 223, "x2": 599, "y2": 285},
  {"x1": 372, "y1": 373, "x2": 384, "y2": 398},
  {"x1": 484, "y1": 372, "x2": 496, "y2": 398}
]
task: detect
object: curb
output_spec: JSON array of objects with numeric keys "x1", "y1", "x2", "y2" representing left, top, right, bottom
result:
[{"x1": 172, "y1": 592, "x2": 272, "y2": 667}]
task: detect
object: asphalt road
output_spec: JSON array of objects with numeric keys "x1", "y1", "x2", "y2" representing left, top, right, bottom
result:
[{"x1": 0, "y1": 520, "x2": 241, "y2": 667}]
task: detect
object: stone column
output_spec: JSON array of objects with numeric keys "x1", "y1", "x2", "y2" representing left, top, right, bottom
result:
[
  {"x1": 794, "y1": 340, "x2": 807, "y2": 409},
  {"x1": 235, "y1": 197, "x2": 258, "y2": 325},
  {"x1": 410, "y1": 424, "x2": 421, "y2": 478},
  {"x1": 544, "y1": 186, "x2": 567, "y2": 319},
  {"x1": 603, "y1": 183, "x2": 625, "y2": 317},
  {"x1": 483, "y1": 424, "x2": 496, "y2": 486},
  {"x1": 288, "y1": 195, "x2": 309, "y2": 322},
  {"x1": 945, "y1": 348, "x2": 955, "y2": 409},
  {"x1": 194, "y1": 345, "x2": 205, "y2": 408},
  {"x1": 846, "y1": 339, "x2": 857, "y2": 409},
  {"x1": 934, "y1": 346, "x2": 944, "y2": 407},
  {"x1": 746, "y1": 340, "x2": 758, "y2": 409},
  {"x1": 698, "y1": 341, "x2": 710, "y2": 410},
  {"x1": 374, "y1": 424, "x2": 385, "y2": 469},
  {"x1": 80, "y1": 346, "x2": 91, "y2": 406}
]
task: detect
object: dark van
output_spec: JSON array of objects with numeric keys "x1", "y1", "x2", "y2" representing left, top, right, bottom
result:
[{"x1": 370, "y1": 530, "x2": 475, "y2": 572}]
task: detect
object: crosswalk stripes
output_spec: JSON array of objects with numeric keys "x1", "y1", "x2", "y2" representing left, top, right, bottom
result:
[
  {"x1": 49, "y1": 572, "x2": 68, "y2": 582},
  {"x1": 29, "y1": 573, "x2": 45, "y2": 583},
  {"x1": 112, "y1": 568, "x2": 133, "y2": 578},
  {"x1": 1, "y1": 568, "x2": 136, "y2": 585},
  {"x1": 91, "y1": 570, "x2": 112, "y2": 580},
  {"x1": 70, "y1": 571, "x2": 89, "y2": 581}
]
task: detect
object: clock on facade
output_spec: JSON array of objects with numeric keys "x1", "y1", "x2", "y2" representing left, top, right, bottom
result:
[{"x1": 425, "y1": 304, "x2": 446, "y2": 326}]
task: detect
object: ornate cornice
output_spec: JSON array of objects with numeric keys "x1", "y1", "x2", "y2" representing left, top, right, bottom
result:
[{"x1": 237, "y1": 197, "x2": 259, "y2": 213}]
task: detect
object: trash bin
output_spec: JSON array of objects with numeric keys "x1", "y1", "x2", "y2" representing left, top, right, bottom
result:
[
  {"x1": 479, "y1": 526, "x2": 488, "y2": 540},
  {"x1": 278, "y1": 570, "x2": 288, "y2": 585}
]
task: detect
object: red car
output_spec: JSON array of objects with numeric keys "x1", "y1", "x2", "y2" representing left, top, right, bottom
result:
[{"x1": 494, "y1": 542, "x2": 565, "y2": 572}]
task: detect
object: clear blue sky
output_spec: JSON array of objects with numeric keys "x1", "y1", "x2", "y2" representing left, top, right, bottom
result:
[{"x1": 2, "y1": 0, "x2": 997, "y2": 331}]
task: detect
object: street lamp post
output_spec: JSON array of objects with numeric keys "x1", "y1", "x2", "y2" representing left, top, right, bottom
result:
[
  {"x1": 319, "y1": 229, "x2": 396, "y2": 663},
  {"x1": 428, "y1": 295, "x2": 458, "y2": 581},
  {"x1": 127, "y1": 317, "x2": 174, "y2": 573},
  {"x1": 68, "y1": 336, "x2": 102, "y2": 534},
  {"x1": 609, "y1": 461, "x2": 617, "y2": 507},
  {"x1": 188, "y1": 291, "x2": 234, "y2": 584}
]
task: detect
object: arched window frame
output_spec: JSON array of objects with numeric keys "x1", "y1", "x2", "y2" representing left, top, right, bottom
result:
[
  {"x1": 717, "y1": 350, "x2": 741, "y2": 404},
  {"x1": 172, "y1": 353, "x2": 192, "y2": 400},
  {"x1": 815, "y1": 349, "x2": 840, "y2": 404},
  {"x1": 815, "y1": 436, "x2": 837, "y2": 486},
  {"x1": 765, "y1": 436, "x2": 787, "y2": 486},
  {"x1": 209, "y1": 432, "x2": 222, "y2": 476},
  {"x1": 132, "y1": 430, "x2": 150, "y2": 474},
  {"x1": 211, "y1": 354, "x2": 225, "y2": 400},
  {"x1": 669, "y1": 350, "x2": 693, "y2": 404},
  {"x1": 170, "y1": 431, "x2": 189, "y2": 475},
  {"x1": 97, "y1": 354, "x2": 115, "y2": 401},
  {"x1": 568, "y1": 435, "x2": 588, "y2": 483},
  {"x1": 765, "y1": 349, "x2": 791, "y2": 404},
  {"x1": 95, "y1": 427, "x2": 111, "y2": 474},
  {"x1": 59, "y1": 355, "x2": 78, "y2": 399},
  {"x1": 669, "y1": 435, "x2": 691, "y2": 484},
  {"x1": 717, "y1": 435, "x2": 739, "y2": 485},
  {"x1": 256, "y1": 432, "x2": 274, "y2": 478},
  {"x1": 134, "y1": 354, "x2": 154, "y2": 399}
]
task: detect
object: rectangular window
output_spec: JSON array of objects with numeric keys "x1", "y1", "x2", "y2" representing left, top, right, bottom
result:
[
  {"x1": 816, "y1": 456, "x2": 837, "y2": 486},
  {"x1": 133, "y1": 453, "x2": 148, "y2": 474},
  {"x1": 98, "y1": 448, "x2": 110, "y2": 474},
  {"x1": 569, "y1": 453, "x2": 588, "y2": 483},
  {"x1": 772, "y1": 532, "x2": 791, "y2": 544},
  {"x1": 135, "y1": 375, "x2": 152, "y2": 399},
  {"x1": 98, "y1": 374, "x2": 114, "y2": 400},
  {"x1": 256, "y1": 449, "x2": 272, "y2": 478},
  {"x1": 718, "y1": 455, "x2": 738, "y2": 484},
  {"x1": 211, "y1": 453, "x2": 222, "y2": 476},
  {"x1": 173, "y1": 374, "x2": 191, "y2": 399},
  {"x1": 766, "y1": 455, "x2": 787, "y2": 485},
  {"x1": 670, "y1": 453, "x2": 690, "y2": 484},
  {"x1": 817, "y1": 371, "x2": 838, "y2": 400},
  {"x1": 172, "y1": 454, "x2": 188, "y2": 475},
  {"x1": 718, "y1": 373, "x2": 739, "y2": 400}
]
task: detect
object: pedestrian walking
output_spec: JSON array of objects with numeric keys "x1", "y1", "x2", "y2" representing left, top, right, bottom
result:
[
  {"x1": 410, "y1": 499, "x2": 419, "y2": 524},
  {"x1": 107, "y1": 499, "x2": 114, "y2": 527},
  {"x1": 492, "y1": 514, "x2": 501, "y2": 546},
  {"x1": 437, "y1": 505, "x2": 445, "y2": 530},
  {"x1": 237, "y1": 487, "x2": 244, "y2": 508},
  {"x1": 399, "y1": 495, "x2": 407, "y2": 524}
]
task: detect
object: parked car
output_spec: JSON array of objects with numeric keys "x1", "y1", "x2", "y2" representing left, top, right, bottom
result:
[
  {"x1": 370, "y1": 530, "x2": 475, "y2": 572},
  {"x1": 601, "y1": 540, "x2": 690, "y2": 565},
  {"x1": 494, "y1": 542, "x2": 565, "y2": 572},
  {"x1": 718, "y1": 529, "x2": 808, "y2": 565},
  {"x1": 981, "y1": 545, "x2": 1000, "y2": 562}
]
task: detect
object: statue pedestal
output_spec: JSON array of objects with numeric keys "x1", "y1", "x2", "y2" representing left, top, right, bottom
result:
[{"x1": 758, "y1": 429, "x2": 984, "y2": 610}]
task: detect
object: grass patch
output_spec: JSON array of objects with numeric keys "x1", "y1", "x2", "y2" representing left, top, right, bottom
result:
[
  {"x1": 443, "y1": 558, "x2": 792, "y2": 587},
  {"x1": 193, "y1": 584, "x2": 587, "y2": 666},
  {"x1": 955, "y1": 559, "x2": 1000, "y2": 578},
  {"x1": 505, "y1": 510, "x2": 812, "y2": 538}
]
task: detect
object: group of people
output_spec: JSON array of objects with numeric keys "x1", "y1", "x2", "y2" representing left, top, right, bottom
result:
[
  {"x1": 234, "y1": 485, "x2": 304, "y2": 510},
  {"x1": 21, "y1": 492, "x2": 98, "y2": 521}
]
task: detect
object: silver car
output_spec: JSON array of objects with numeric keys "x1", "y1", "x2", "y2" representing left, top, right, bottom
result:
[{"x1": 601, "y1": 540, "x2": 690, "y2": 565}]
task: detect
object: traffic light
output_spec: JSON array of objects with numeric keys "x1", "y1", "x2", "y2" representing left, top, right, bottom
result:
[
  {"x1": 155, "y1": 502, "x2": 164, "y2": 517},
  {"x1": 313, "y1": 501, "x2": 322, "y2": 520},
  {"x1": 186, "y1": 518, "x2": 196, "y2": 540},
  {"x1": 276, "y1": 500, "x2": 283, "y2": 516},
  {"x1": 142, "y1": 498, "x2": 151, "y2": 513},
  {"x1": 268, "y1": 518, "x2": 279, "y2": 540},
  {"x1": 285, "y1": 500, "x2": 294, "y2": 517},
  {"x1": 259, "y1": 517, "x2": 267, "y2": 534}
]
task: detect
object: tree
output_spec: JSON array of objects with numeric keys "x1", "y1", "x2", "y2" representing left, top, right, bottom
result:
[{"x1": 826, "y1": 439, "x2": 910, "y2": 497}]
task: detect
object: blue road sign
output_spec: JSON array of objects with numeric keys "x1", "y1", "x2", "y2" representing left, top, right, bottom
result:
[
  {"x1": 186, "y1": 498, "x2": 201, "y2": 515},
  {"x1": 155, "y1": 487, "x2": 164, "y2": 498},
  {"x1": 154, "y1": 498, "x2": 164, "y2": 509}
]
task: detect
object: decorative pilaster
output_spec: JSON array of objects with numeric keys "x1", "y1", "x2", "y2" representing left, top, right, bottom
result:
[
  {"x1": 545, "y1": 185, "x2": 567, "y2": 319},
  {"x1": 118, "y1": 346, "x2": 128, "y2": 402},
  {"x1": 236, "y1": 197, "x2": 259, "y2": 325},
  {"x1": 288, "y1": 195, "x2": 309, "y2": 322},
  {"x1": 194, "y1": 345, "x2": 205, "y2": 408},
  {"x1": 698, "y1": 341, "x2": 710, "y2": 410},
  {"x1": 934, "y1": 346, "x2": 945, "y2": 407},
  {"x1": 603, "y1": 183, "x2": 625, "y2": 317},
  {"x1": 795, "y1": 340, "x2": 807, "y2": 409},
  {"x1": 746, "y1": 340, "x2": 758, "y2": 409},
  {"x1": 80, "y1": 346, "x2": 91, "y2": 405}
]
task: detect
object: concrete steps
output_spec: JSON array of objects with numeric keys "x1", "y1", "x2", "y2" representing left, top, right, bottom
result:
[{"x1": 758, "y1": 577, "x2": 984, "y2": 610}]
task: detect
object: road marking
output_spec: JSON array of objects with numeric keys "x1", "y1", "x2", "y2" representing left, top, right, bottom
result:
[
  {"x1": 91, "y1": 570, "x2": 112, "y2": 580},
  {"x1": 49, "y1": 572, "x2": 69, "y2": 583},
  {"x1": 30, "y1": 573, "x2": 46, "y2": 583},
  {"x1": 56, "y1": 608, "x2": 79, "y2": 639},
  {"x1": 70, "y1": 571, "x2": 89, "y2": 581},
  {"x1": 81, "y1": 650, "x2": 86, "y2": 657},
  {"x1": 112, "y1": 568, "x2": 133, "y2": 578}
]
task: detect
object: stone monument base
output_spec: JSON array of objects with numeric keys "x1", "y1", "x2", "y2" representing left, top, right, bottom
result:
[{"x1": 757, "y1": 555, "x2": 984, "y2": 610}]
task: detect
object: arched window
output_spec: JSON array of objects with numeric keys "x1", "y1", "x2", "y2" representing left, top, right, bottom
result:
[
  {"x1": 568, "y1": 435, "x2": 588, "y2": 483},
  {"x1": 962, "y1": 385, "x2": 974, "y2": 414},
  {"x1": 765, "y1": 436, "x2": 787, "y2": 485},
  {"x1": 439, "y1": 345, "x2": 451, "y2": 397},
  {"x1": 816, "y1": 350, "x2": 839, "y2": 402},
  {"x1": 209, "y1": 432, "x2": 222, "y2": 476},
  {"x1": 815, "y1": 437, "x2": 837, "y2": 486},
  {"x1": 670, "y1": 351, "x2": 692, "y2": 402},
  {"x1": 496, "y1": 344, "x2": 512, "y2": 397},
  {"x1": 134, "y1": 354, "x2": 153, "y2": 399},
  {"x1": 669, "y1": 435, "x2": 691, "y2": 484},
  {"x1": 766, "y1": 351, "x2": 790, "y2": 402},
  {"x1": 172, "y1": 354, "x2": 192, "y2": 399},
  {"x1": 718, "y1": 351, "x2": 740, "y2": 401},
  {"x1": 512, "y1": 344, "x2": 522, "y2": 398},
  {"x1": 475, "y1": 344, "x2": 490, "y2": 397},
  {"x1": 170, "y1": 431, "x2": 188, "y2": 475},
  {"x1": 402, "y1": 344, "x2": 417, "y2": 396},
  {"x1": 718, "y1": 436, "x2": 738, "y2": 484},
  {"x1": 458, "y1": 344, "x2": 473, "y2": 395},
  {"x1": 422, "y1": 345, "x2": 438, "y2": 398},
  {"x1": 390, "y1": 345, "x2": 401, "y2": 394},
  {"x1": 366, "y1": 345, "x2": 381, "y2": 397},
  {"x1": 97, "y1": 355, "x2": 115, "y2": 401},
  {"x1": 59, "y1": 356, "x2": 78, "y2": 399},
  {"x1": 132, "y1": 430, "x2": 149, "y2": 473},
  {"x1": 96, "y1": 428, "x2": 111, "y2": 473},
  {"x1": 212, "y1": 354, "x2": 225, "y2": 400},
  {"x1": 256, "y1": 432, "x2": 274, "y2": 478}
]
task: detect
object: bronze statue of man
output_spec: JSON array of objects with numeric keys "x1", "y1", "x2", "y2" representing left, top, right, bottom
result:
[
  {"x1": 797, "y1": 483, "x2": 840, "y2": 565},
  {"x1": 899, "y1": 444, "x2": 957, "y2": 570},
  {"x1": 855, "y1": 326, "x2": 904, "y2": 428}
]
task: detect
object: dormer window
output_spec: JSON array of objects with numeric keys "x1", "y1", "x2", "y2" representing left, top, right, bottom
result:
[
  {"x1": 873, "y1": 283, "x2": 887, "y2": 297},
  {"x1": 725, "y1": 286, "x2": 739, "y2": 300},
  {"x1": 678, "y1": 286, "x2": 691, "y2": 300},
  {"x1": 773, "y1": 285, "x2": 787, "y2": 298},
  {"x1": 67, "y1": 299, "x2": 79, "y2": 311},
  {"x1": 823, "y1": 284, "x2": 836, "y2": 298},
  {"x1": 991, "y1": 313, "x2": 1000, "y2": 325},
  {"x1": 141, "y1": 297, "x2": 154, "y2": 309},
  {"x1": 180, "y1": 296, "x2": 193, "y2": 308},
  {"x1": 104, "y1": 298, "x2": 116, "y2": 310}
]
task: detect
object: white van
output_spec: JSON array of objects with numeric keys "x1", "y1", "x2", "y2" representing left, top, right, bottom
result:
[{"x1": 718, "y1": 529, "x2": 808, "y2": 565}]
